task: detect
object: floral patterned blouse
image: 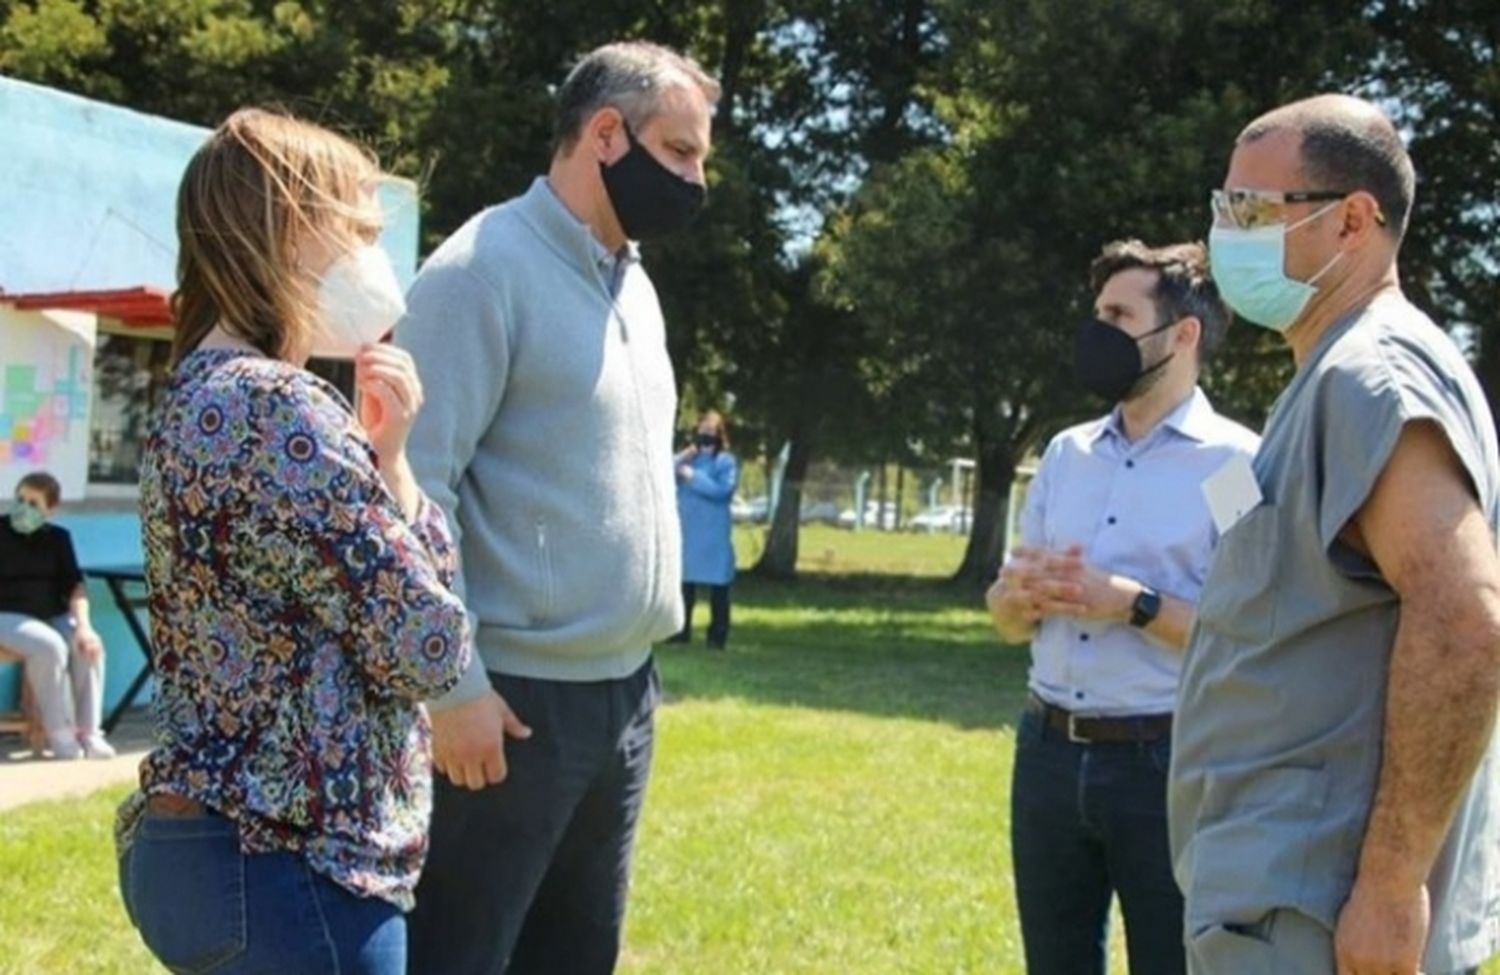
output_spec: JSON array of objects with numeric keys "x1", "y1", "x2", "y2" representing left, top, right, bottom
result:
[{"x1": 115, "y1": 349, "x2": 471, "y2": 909}]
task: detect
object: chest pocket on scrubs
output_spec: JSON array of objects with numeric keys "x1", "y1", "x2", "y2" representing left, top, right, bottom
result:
[{"x1": 1195, "y1": 504, "x2": 1281, "y2": 646}]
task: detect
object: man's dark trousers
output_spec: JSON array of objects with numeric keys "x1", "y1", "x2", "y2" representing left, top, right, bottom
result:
[
  {"x1": 408, "y1": 660, "x2": 658, "y2": 975},
  {"x1": 1011, "y1": 703, "x2": 1186, "y2": 975}
]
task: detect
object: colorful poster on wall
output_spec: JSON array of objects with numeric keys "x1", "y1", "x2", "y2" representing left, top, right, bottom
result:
[{"x1": 0, "y1": 306, "x2": 96, "y2": 500}]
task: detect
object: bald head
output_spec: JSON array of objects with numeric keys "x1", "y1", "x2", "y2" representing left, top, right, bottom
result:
[{"x1": 1240, "y1": 94, "x2": 1415, "y2": 242}]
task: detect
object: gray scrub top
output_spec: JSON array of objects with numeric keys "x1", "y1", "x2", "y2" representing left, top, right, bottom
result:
[{"x1": 1170, "y1": 293, "x2": 1500, "y2": 972}]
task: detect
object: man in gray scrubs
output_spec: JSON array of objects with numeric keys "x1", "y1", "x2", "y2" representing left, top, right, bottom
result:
[{"x1": 1170, "y1": 94, "x2": 1500, "y2": 975}]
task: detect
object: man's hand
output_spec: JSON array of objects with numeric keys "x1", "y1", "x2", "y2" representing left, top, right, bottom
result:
[
  {"x1": 985, "y1": 547, "x2": 1047, "y2": 643},
  {"x1": 988, "y1": 550, "x2": 1043, "y2": 620},
  {"x1": 1334, "y1": 880, "x2": 1429, "y2": 975},
  {"x1": 1026, "y1": 545, "x2": 1139, "y2": 623},
  {"x1": 430, "y1": 690, "x2": 533, "y2": 790},
  {"x1": 73, "y1": 626, "x2": 103, "y2": 664}
]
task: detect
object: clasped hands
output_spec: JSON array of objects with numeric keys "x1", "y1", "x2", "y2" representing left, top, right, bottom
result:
[{"x1": 985, "y1": 544, "x2": 1140, "y2": 630}]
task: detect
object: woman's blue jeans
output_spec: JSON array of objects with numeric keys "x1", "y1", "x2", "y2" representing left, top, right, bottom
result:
[{"x1": 119, "y1": 810, "x2": 405, "y2": 974}]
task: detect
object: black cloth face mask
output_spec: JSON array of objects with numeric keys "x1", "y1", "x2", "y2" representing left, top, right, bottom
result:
[
  {"x1": 600, "y1": 123, "x2": 706, "y2": 241},
  {"x1": 1073, "y1": 317, "x2": 1176, "y2": 404},
  {"x1": 694, "y1": 434, "x2": 722, "y2": 451}
]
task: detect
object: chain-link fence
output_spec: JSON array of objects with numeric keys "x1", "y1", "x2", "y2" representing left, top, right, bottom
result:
[{"x1": 730, "y1": 456, "x2": 977, "y2": 535}]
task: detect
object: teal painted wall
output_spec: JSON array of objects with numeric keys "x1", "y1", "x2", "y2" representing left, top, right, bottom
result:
[{"x1": 0, "y1": 75, "x2": 420, "y2": 293}]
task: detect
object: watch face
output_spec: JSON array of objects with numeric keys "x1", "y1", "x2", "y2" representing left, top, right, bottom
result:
[{"x1": 1131, "y1": 588, "x2": 1161, "y2": 627}]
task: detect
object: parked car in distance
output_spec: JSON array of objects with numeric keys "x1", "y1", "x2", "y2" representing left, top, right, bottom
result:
[
  {"x1": 837, "y1": 501, "x2": 899, "y2": 531},
  {"x1": 909, "y1": 505, "x2": 973, "y2": 533},
  {"x1": 731, "y1": 495, "x2": 771, "y2": 523},
  {"x1": 800, "y1": 500, "x2": 841, "y2": 525}
]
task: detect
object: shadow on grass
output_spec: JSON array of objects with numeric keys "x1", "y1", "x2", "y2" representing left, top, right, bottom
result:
[{"x1": 656, "y1": 574, "x2": 1029, "y2": 732}]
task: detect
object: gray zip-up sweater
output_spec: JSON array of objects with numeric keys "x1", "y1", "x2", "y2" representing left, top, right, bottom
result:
[{"x1": 397, "y1": 177, "x2": 684, "y2": 707}]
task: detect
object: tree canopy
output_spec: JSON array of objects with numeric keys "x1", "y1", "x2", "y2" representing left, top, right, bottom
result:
[{"x1": 3, "y1": 0, "x2": 1495, "y2": 580}]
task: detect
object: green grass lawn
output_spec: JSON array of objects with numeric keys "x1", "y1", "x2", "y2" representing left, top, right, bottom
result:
[
  {"x1": 625, "y1": 576, "x2": 1021, "y2": 974},
  {"x1": 733, "y1": 523, "x2": 972, "y2": 579},
  {"x1": 2, "y1": 529, "x2": 1496, "y2": 973}
]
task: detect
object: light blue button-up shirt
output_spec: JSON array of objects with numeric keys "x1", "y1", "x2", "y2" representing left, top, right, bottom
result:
[{"x1": 1015, "y1": 387, "x2": 1259, "y2": 716}]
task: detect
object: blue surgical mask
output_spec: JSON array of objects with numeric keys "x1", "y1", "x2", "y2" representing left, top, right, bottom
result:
[
  {"x1": 1208, "y1": 202, "x2": 1343, "y2": 333},
  {"x1": 10, "y1": 499, "x2": 46, "y2": 535}
]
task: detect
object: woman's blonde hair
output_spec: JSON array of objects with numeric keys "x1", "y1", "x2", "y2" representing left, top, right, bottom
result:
[
  {"x1": 697, "y1": 410, "x2": 730, "y2": 449},
  {"x1": 171, "y1": 107, "x2": 383, "y2": 366}
]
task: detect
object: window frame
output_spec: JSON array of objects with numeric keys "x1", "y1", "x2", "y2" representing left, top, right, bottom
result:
[{"x1": 83, "y1": 320, "x2": 173, "y2": 504}]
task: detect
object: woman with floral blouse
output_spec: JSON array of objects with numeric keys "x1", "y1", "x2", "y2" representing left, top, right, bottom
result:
[{"x1": 114, "y1": 108, "x2": 470, "y2": 975}]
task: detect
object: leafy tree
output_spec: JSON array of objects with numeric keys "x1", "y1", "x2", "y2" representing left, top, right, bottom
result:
[
  {"x1": 14, "y1": 0, "x2": 1489, "y2": 592},
  {"x1": 735, "y1": 0, "x2": 944, "y2": 576},
  {"x1": 821, "y1": 0, "x2": 1375, "y2": 583},
  {"x1": 1366, "y1": 0, "x2": 1500, "y2": 413}
]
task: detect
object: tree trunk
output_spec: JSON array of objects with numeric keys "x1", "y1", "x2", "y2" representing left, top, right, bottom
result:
[
  {"x1": 953, "y1": 438, "x2": 1016, "y2": 587},
  {"x1": 894, "y1": 465, "x2": 905, "y2": 530},
  {"x1": 714, "y1": 0, "x2": 765, "y2": 137},
  {"x1": 755, "y1": 436, "x2": 814, "y2": 578},
  {"x1": 876, "y1": 460, "x2": 888, "y2": 530}
]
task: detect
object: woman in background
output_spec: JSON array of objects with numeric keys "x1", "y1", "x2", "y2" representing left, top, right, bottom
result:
[
  {"x1": 671, "y1": 411, "x2": 739, "y2": 650},
  {"x1": 115, "y1": 108, "x2": 470, "y2": 974}
]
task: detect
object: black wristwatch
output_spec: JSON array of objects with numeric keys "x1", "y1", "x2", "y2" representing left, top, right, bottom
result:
[{"x1": 1129, "y1": 586, "x2": 1162, "y2": 629}]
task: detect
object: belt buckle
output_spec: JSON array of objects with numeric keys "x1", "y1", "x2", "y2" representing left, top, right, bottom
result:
[{"x1": 1066, "y1": 713, "x2": 1090, "y2": 745}]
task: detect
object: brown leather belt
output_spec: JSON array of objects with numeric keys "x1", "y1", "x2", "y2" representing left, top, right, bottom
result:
[
  {"x1": 1030, "y1": 695, "x2": 1173, "y2": 745},
  {"x1": 146, "y1": 793, "x2": 208, "y2": 817}
]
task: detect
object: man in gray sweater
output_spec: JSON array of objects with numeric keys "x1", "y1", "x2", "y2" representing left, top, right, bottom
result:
[{"x1": 397, "y1": 42, "x2": 718, "y2": 974}]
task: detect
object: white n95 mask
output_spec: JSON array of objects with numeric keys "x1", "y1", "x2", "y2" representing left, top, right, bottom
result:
[{"x1": 308, "y1": 245, "x2": 407, "y2": 359}]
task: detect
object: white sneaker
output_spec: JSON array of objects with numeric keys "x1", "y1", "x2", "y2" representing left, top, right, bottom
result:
[
  {"x1": 81, "y1": 735, "x2": 116, "y2": 760},
  {"x1": 47, "y1": 739, "x2": 83, "y2": 760}
]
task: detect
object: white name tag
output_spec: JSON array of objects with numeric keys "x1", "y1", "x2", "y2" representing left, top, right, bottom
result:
[{"x1": 1202, "y1": 454, "x2": 1264, "y2": 535}]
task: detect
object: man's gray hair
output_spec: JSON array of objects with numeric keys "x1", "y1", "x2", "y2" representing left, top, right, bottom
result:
[{"x1": 553, "y1": 41, "x2": 720, "y2": 154}]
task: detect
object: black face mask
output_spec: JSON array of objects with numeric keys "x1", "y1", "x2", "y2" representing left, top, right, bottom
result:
[
  {"x1": 600, "y1": 124, "x2": 706, "y2": 241},
  {"x1": 1072, "y1": 317, "x2": 1176, "y2": 404},
  {"x1": 695, "y1": 434, "x2": 722, "y2": 451}
]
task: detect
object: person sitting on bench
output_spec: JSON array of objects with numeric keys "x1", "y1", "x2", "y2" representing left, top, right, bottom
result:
[{"x1": 0, "y1": 471, "x2": 114, "y2": 759}]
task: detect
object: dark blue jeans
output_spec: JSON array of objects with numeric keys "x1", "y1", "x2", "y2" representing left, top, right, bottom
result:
[
  {"x1": 1011, "y1": 706, "x2": 1186, "y2": 975},
  {"x1": 119, "y1": 810, "x2": 405, "y2": 974},
  {"x1": 407, "y1": 660, "x2": 658, "y2": 975}
]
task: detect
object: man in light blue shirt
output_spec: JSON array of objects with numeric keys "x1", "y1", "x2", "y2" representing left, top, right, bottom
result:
[{"x1": 987, "y1": 239, "x2": 1259, "y2": 974}]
